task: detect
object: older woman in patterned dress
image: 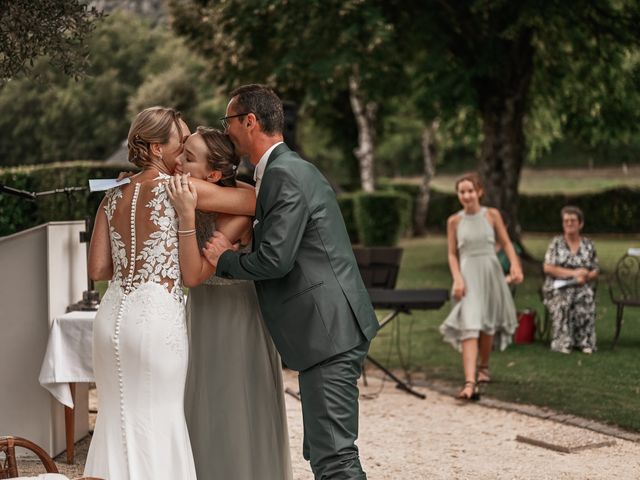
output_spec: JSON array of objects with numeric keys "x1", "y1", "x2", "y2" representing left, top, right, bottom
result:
[{"x1": 543, "y1": 206, "x2": 599, "y2": 354}]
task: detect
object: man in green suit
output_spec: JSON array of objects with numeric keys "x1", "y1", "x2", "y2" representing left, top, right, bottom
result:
[{"x1": 203, "y1": 84, "x2": 378, "y2": 479}]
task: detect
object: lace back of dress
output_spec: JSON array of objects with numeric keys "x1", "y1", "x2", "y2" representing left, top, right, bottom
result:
[{"x1": 104, "y1": 174, "x2": 183, "y2": 303}]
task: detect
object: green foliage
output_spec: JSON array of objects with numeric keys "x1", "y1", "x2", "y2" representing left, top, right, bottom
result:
[
  {"x1": 127, "y1": 33, "x2": 221, "y2": 127},
  {"x1": 519, "y1": 188, "x2": 640, "y2": 234},
  {"x1": 0, "y1": 11, "x2": 220, "y2": 167},
  {"x1": 0, "y1": 162, "x2": 125, "y2": 236},
  {"x1": 169, "y1": 0, "x2": 406, "y2": 184},
  {"x1": 0, "y1": 0, "x2": 102, "y2": 83},
  {"x1": 336, "y1": 194, "x2": 359, "y2": 244},
  {"x1": 352, "y1": 191, "x2": 411, "y2": 246},
  {"x1": 384, "y1": 181, "x2": 640, "y2": 235}
]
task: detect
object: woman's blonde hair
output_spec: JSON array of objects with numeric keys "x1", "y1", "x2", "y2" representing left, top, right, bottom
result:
[
  {"x1": 127, "y1": 107, "x2": 182, "y2": 168},
  {"x1": 455, "y1": 171, "x2": 484, "y2": 199},
  {"x1": 196, "y1": 126, "x2": 239, "y2": 187}
]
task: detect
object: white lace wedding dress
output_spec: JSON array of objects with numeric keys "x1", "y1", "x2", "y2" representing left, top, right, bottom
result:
[{"x1": 84, "y1": 174, "x2": 196, "y2": 479}]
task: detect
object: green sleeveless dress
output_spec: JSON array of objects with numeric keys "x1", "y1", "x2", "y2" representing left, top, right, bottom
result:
[{"x1": 440, "y1": 208, "x2": 518, "y2": 351}]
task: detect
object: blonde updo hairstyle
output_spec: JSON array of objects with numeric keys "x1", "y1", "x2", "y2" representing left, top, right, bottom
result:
[
  {"x1": 455, "y1": 171, "x2": 484, "y2": 200},
  {"x1": 196, "y1": 126, "x2": 240, "y2": 187},
  {"x1": 127, "y1": 107, "x2": 182, "y2": 168}
]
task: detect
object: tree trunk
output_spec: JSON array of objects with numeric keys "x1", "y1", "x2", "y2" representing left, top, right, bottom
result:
[
  {"x1": 476, "y1": 30, "x2": 534, "y2": 244},
  {"x1": 348, "y1": 72, "x2": 377, "y2": 192},
  {"x1": 414, "y1": 119, "x2": 439, "y2": 236}
]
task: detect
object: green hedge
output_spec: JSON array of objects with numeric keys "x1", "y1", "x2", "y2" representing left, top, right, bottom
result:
[
  {"x1": 338, "y1": 183, "x2": 640, "y2": 239},
  {"x1": 3, "y1": 165, "x2": 638, "y2": 239},
  {"x1": 338, "y1": 191, "x2": 411, "y2": 246},
  {"x1": 337, "y1": 193, "x2": 359, "y2": 244},
  {"x1": 518, "y1": 188, "x2": 640, "y2": 233},
  {"x1": 0, "y1": 162, "x2": 129, "y2": 236}
]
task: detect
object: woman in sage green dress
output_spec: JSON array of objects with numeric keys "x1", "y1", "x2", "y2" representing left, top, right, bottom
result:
[
  {"x1": 167, "y1": 127, "x2": 293, "y2": 480},
  {"x1": 440, "y1": 172, "x2": 523, "y2": 401}
]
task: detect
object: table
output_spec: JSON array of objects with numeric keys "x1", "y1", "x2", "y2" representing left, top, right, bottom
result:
[
  {"x1": 39, "y1": 311, "x2": 96, "y2": 464},
  {"x1": 367, "y1": 288, "x2": 449, "y2": 399}
]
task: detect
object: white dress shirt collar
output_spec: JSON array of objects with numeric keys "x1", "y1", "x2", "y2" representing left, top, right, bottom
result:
[{"x1": 254, "y1": 141, "x2": 283, "y2": 194}]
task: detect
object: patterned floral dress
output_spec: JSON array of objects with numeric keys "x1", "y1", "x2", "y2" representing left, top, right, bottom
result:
[{"x1": 543, "y1": 236, "x2": 599, "y2": 352}]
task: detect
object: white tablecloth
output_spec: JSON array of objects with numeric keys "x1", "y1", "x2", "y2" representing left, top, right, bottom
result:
[{"x1": 39, "y1": 311, "x2": 96, "y2": 408}]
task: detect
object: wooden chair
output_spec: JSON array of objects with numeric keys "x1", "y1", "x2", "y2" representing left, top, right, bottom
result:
[
  {"x1": 0, "y1": 436, "x2": 58, "y2": 478},
  {"x1": 609, "y1": 253, "x2": 640, "y2": 349}
]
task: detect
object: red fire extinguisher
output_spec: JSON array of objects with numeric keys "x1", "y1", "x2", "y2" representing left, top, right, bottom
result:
[{"x1": 514, "y1": 309, "x2": 537, "y2": 344}]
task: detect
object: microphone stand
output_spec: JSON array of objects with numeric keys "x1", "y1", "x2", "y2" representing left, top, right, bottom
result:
[{"x1": 0, "y1": 183, "x2": 100, "y2": 311}]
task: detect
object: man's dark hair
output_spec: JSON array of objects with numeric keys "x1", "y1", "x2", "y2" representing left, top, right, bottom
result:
[{"x1": 230, "y1": 84, "x2": 284, "y2": 136}]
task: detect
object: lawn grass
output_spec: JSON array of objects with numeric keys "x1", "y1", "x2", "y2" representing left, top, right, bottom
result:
[{"x1": 369, "y1": 234, "x2": 640, "y2": 432}]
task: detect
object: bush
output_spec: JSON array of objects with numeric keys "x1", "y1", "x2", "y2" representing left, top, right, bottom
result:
[
  {"x1": 384, "y1": 182, "x2": 640, "y2": 234},
  {"x1": 337, "y1": 193, "x2": 359, "y2": 244},
  {"x1": 352, "y1": 191, "x2": 412, "y2": 246},
  {"x1": 519, "y1": 187, "x2": 640, "y2": 233},
  {"x1": 0, "y1": 162, "x2": 128, "y2": 236}
]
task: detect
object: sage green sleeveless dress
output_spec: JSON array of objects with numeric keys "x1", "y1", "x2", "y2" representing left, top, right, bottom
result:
[
  {"x1": 184, "y1": 211, "x2": 293, "y2": 480},
  {"x1": 440, "y1": 208, "x2": 518, "y2": 351}
]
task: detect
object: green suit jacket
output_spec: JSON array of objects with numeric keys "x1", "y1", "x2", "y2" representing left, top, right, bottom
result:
[{"x1": 216, "y1": 143, "x2": 378, "y2": 371}]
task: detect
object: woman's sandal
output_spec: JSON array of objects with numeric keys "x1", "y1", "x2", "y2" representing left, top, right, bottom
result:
[
  {"x1": 477, "y1": 364, "x2": 491, "y2": 384},
  {"x1": 456, "y1": 381, "x2": 480, "y2": 401}
]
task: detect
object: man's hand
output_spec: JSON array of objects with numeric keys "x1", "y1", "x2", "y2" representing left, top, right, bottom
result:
[
  {"x1": 117, "y1": 171, "x2": 135, "y2": 181},
  {"x1": 203, "y1": 231, "x2": 238, "y2": 269}
]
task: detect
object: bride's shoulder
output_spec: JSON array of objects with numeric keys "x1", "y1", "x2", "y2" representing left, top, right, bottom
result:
[{"x1": 139, "y1": 174, "x2": 170, "y2": 193}]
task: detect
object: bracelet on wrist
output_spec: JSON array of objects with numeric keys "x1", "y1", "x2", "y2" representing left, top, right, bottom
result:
[{"x1": 178, "y1": 228, "x2": 196, "y2": 236}]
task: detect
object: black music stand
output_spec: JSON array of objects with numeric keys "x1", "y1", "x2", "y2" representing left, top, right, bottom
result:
[
  {"x1": 353, "y1": 247, "x2": 449, "y2": 399},
  {"x1": 367, "y1": 288, "x2": 449, "y2": 399}
]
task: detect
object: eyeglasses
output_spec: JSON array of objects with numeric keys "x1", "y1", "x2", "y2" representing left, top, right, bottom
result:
[{"x1": 219, "y1": 112, "x2": 251, "y2": 130}]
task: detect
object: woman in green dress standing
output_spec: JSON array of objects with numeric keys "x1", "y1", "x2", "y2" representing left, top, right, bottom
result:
[{"x1": 440, "y1": 173, "x2": 523, "y2": 400}]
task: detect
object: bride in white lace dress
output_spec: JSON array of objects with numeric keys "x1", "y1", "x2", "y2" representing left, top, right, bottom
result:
[{"x1": 85, "y1": 108, "x2": 255, "y2": 480}]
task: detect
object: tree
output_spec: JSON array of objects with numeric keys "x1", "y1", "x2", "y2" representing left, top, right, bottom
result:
[
  {"x1": 0, "y1": 11, "x2": 204, "y2": 166},
  {"x1": 169, "y1": 0, "x2": 405, "y2": 191},
  {"x1": 386, "y1": 0, "x2": 640, "y2": 239},
  {"x1": 0, "y1": 0, "x2": 102, "y2": 84}
]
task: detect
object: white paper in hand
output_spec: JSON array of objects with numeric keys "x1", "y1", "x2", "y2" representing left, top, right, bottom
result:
[
  {"x1": 89, "y1": 177, "x2": 131, "y2": 192},
  {"x1": 553, "y1": 278, "x2": 578, "y2": 289}
]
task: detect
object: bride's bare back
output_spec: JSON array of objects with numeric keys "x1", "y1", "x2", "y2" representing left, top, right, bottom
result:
[{"x1": 97, "y1": 171, "x2": 183, "y2": 303}]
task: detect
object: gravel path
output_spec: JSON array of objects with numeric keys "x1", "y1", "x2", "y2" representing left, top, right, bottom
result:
[
  {"x1": 283, "y1": 370, "x2": 640, "y2": 480},
  {"x1": 16, "y1": 370, "x2": 640, "y2": 479}
]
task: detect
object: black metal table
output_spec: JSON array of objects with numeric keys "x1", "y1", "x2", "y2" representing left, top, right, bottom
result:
[{"x1": 367, "y1": 288, "x2": 449, "y2": 399}]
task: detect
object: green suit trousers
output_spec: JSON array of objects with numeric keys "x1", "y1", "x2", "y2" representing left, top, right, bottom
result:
[{"x1": 298, "y1": 341, "x2": 370, "y2": 480}]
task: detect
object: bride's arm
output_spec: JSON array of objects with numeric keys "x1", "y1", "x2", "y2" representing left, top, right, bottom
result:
[
  {"x1": 88, "y1": 197, "x2": 113, "y2": 281},
  {"x1": 191, "y1": 177, "x2": 256, "y2": 216},
  {"x1": 166, "y1": 176, "x2": 219, "y2": 287}
]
